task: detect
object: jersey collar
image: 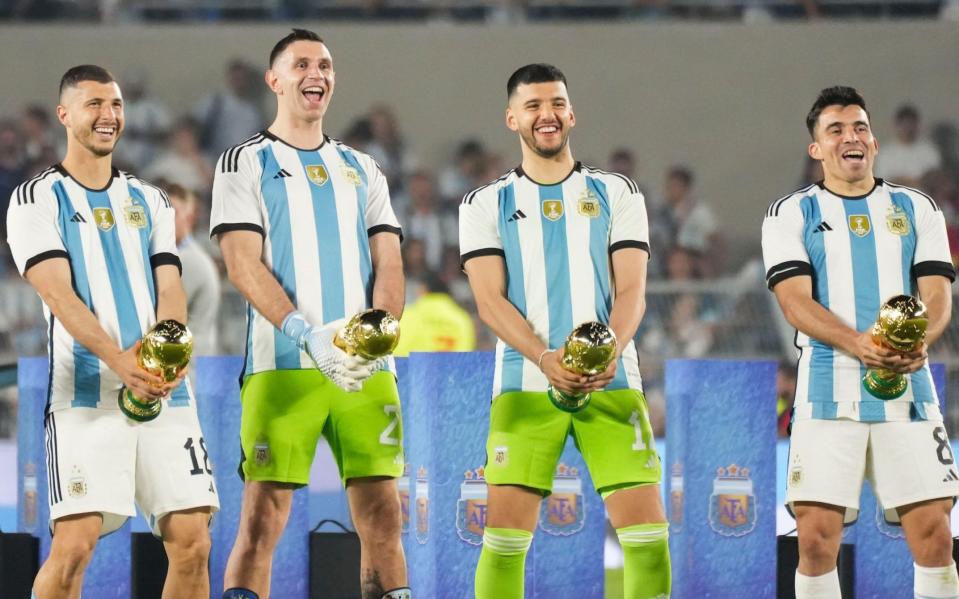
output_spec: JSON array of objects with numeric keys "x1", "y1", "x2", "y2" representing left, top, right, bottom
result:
[
  {"x1": 817, "y1": 178, "x2": 883, "y2": 200},
  {"x1": 54, "y1": 163, "x2": 120, "y2": 192},
  {"x1": 262, "y1": 129, "x2": 328, "y2": 152},
  {"x1": 515, "y1": 161, "x2": 582, "y2": 186}
]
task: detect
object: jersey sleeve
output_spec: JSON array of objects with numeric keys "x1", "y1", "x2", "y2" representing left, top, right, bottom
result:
[
  {"x1": 608, "y1": 182, "x2": 650, "y2": 255},
  {"x1": 6, "y1": 181, "x2": 67, "y2": 275},
  {"x1": 146, "y1": 186, "x2": 182, "y2": 273},
  {"x1": 911, "y1": 194, "x2": 956, "y2": 281},
  {"x1": 459, "y1": 188, "x2": 503, "y2": 266},
  {"x1": 210, "y1": 147, "x2": 263, "y2": 238},
  {"x1": 762, "y1": 197, "x2": 812, "y2": 289},
  {"x1": 361, "y1": 155, "x2": 402, "y2": 239}
]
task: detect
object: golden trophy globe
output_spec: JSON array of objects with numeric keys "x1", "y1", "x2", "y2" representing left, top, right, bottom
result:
[
  {"x1": 118, "y1": 320, "x2": 193, "y2": 422},
  {"x1": 547, "y1": 322, "x2": 618, "y2": 413},
  {"x1": 333, "y1": 309, "x2": 401, "y2": 360},
  {"x1": 862, "y1": 295, "x2": 928, "y2": 400}
]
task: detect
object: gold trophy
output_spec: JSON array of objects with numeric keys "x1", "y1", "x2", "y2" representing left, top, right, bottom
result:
[
  {"x1": 862, "y1": 295, "x2": 928, "y2": 400},
  {"x1": 117, "y1": 320, "x2": 193, "y2": 422},
  {"x1": 333, "y1": 309, "x2": 401, "y2": 359},
  {"x1": 547, "y1": 322, "x2": 618, "y2": 413}
]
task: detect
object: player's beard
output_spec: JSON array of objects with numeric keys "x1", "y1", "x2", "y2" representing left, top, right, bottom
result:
[
  {"x1": 76, "y1": 127, "x2": 119, "y2": 158},
  {"x1": 520, "y1": 126, "x2": 569, "y2": 159}
]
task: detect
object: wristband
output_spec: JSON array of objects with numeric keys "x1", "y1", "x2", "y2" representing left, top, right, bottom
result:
[
  {"x1": 281, "y1": 310, "x2": 311, "y2": 349},
  {"x1": 537, "y1": 349, "x2": 554, "y2": 371}
]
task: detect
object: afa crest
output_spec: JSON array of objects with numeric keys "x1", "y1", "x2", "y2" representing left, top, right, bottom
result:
[
  {"x1": 68, "y1": 466, "x2": 87, "y2": 498},
  {"x1": 578, "y1": 190, "x2": 601, "y2": 218},
  {"x1": 886, "y1": 205, "x2": 910, "y2": 236},
  {"x1": 124, "y1": 199, "x2": 147, "y2": 229},
  {"x1": 415, "y1": 466, "x2": 430, "y2": 545},
  {"x1": 848, "y1": 214, "x2": 871, "y2": 237},
  {"x1": 669, "y1": 462, "x2": 684, "y2": 533},
  {"x1": 398, "y1": 463, "x2": 411, "y2": 535},
  {"x1": 542, "y1": 200, "x2": 564, "y2": 221},
  {"x1": 253, "y1": 442, "x2": 270, "y2": 467},
  {"x1": 341, "y1": 164, "x2": 362, "y2": 187},
  {"x1": 708, "y1": 464, "x2": 757, "y2": 537},
  {"x1": 539, "y1": 462, "x2": 586, "y2": 536},
  {"x1": 456, "y1": 466, "x2": 488, "y2": 546},
  {"x1": 306, "y1": 165, "x2": 329, "y2": 186},
  {"x1": 93, "y1": 208, "x2": 115, "y2": 231}
]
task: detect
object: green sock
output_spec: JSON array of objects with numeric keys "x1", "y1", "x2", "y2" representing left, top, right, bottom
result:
[
  {"x1": 618, "y1": 522, "x2": 671, "y2": 599},
  {"x1": 474, "y1": 527, "x2": 533, "y2": 599}
]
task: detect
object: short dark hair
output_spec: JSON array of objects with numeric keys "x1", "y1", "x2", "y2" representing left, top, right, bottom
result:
[
  {"x1": 507, "y1": 63, "x2": 567, "y2": 99},
  {"x1": 59, "y1": 65, "x2": 115, "y2": 98},
  {"x1": 270, "y1": 28, "x2": 325, "y2": 66},
  {"x1": 806, "y1": 86, "x2": 869, "y2": 137},
  {"x1": 667, "y1": 165, "x2": 694, "y2": 187}
]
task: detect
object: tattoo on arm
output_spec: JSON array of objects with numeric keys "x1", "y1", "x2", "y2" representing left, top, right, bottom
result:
[{"x1": 361, "y1": 569, "x2": 385, "y2": 599}]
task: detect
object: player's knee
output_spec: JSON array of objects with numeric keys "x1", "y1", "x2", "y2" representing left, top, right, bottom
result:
[
  {"x1": 355, "y1": 491, "x2": 402, "y2": 539},
  {"x1": 51, "y1": 535, "x2": 96, "y2": 576},
  {"x1": 167, "y1": 532, "x2": 211, "y2": 572},
  {"x1": 914, "y1": 520, "x2": 954, "y2": 562},
  {"x1": 798, "y1": 529, "x2": 840, "y2": 565}
]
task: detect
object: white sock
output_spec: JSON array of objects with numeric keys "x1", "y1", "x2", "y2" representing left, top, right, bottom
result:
[
  {"x1": 915, "y1": 562, "x2": 959, "y2": 599},
  {"x1": 795, "y1": 568, "x2": 841, "y2": 599}
]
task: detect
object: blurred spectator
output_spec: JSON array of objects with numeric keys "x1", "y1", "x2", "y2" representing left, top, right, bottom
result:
[
  {"x1": 875, "y1": 104, "x2": 941, "y2": 187},
  {"x1": 606, "y1": 147, "x2": 649, "y2": 197},
  {"x1": 777, "y1": 360, "x2": 798, "y2": 438},
  {"x1": 650, "y1": 165, "x2": 723, "y2": 277},
  {"x1": 193, "y1": 59, "x2": 264, "y2": 161},
  {"x1": 438, "y1": 246, "x2": 474, "y2": 308},
  {"x1": 393, "y1": 273, "x2": 476, "y2": 356},
  {"x1": 798, "y1": 154, "x2": 824, "y2": 187},
  {"x1": 145, "y1": 118, "x2": 214, "y2": 195},
  {"x1": 365, "y1": 104, "x2": 417, "y2": 191},
  {"x1": 402, "y1": 238, "x2": 430, "y2": 305},
  {"x1": 341, "y1": 117, "x2": 373, "y2": 152},
  {"x1": 22, "y1": 104, "x2": 58, "y2": 169},
  {"x1": 117, "y1": 68, "x2": 171, "y2": 169},
  {"x1": 166, "y1": 183, "x2": 221, "y2": 355},
  {"x1": 439, "y1": 139, "x2": 487, "y2": 201},
  {"x1": 1, "y1": 120, "x2": 27, "y2": 263},
  {"x1": 921, "y1": 168, "x2": 959, "y2": 265},
  {"x1": 399, "y1": 169, "x2": 455, "y2": 270}
]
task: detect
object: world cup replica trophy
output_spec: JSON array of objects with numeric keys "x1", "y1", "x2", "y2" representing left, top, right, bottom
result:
[
  {"x1": 862, "y1": 294, "x2": 928, "y2": 400},
  {"x1": 118, "y1": 319, "x2": 194, "y2": 422},
  {"x1": 333, "y1": 309, "x2": 401, "y2": 360},
  {"x1": 547, "y1": 322, "x2": 617, "y2": 413}
]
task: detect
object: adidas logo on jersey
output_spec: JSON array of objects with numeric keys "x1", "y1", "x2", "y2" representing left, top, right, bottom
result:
[
  {"x1": 70, "y1": 212, "x2": 87, "y2": 223},
  {"x1": 943, "y1": 470, "x2": 958, "y2": 483},
  {"x1": 813, "y1": 221, "x2": 833, "y2": 233},
  {"x1": 507, "y1": 210, "x2": 527, "y2": 222},
  {"x1": 273, "y1": 169, "x2": 292, "y2": 179}
]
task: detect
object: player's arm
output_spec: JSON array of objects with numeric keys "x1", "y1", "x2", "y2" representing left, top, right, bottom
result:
[
  {"x1": 25, "y1": 259, "x2": 166, "y2": 399},
  {"x1": 593, "y1": 246, "x2": 650, "y2": 387},
  {"x1": 219, "y1": 230, "x2": 296, "y2": 328},
  {"x1": 154, "y1": 264, "x2": 187, "y2": 324},
  {"x1": 772, "y1": 276, "x2": 912, "y2": 372},
  {"x1": 464, "y1": 255, "x2": 594, "y2": 395},
  {"x1": 918, "y1": 275, "x2": 952, "y2": 348},
  {"x1": 369, "y1": 231, "x2": 404, "y2": 318}
]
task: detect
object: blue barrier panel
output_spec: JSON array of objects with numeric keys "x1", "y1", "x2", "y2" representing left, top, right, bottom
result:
[
  {"x1": 396, "y1": 357, "x2": 415, "y2": 560},
  {"x1": 665, "y1": 359, "x2": 778, "y2": 598},
  {"x1": 854, "y1": 363, "x2": 949, "y2": 599},
  {"x1": 405, "y1": 352, "x2": 604, "y2": 598},
  {"x1": 16, "y1": 357, "x2": 131, "y2": 599}
]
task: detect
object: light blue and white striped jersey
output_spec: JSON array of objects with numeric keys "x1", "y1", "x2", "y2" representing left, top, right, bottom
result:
[
  {"x1": 762, "y1": 179, "x2": 956, "y2": 422},
  {"x1": 6, "y1": 164, "x2": 189, "y2": 412},
  {"x1": 210, "y1": 132, "x2": 402, "y2": 377},
  {"x1": 459, "y1": 162, "x2": 648, "y2": 396}
]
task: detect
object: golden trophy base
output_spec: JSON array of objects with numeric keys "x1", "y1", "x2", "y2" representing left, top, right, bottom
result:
[
  {"x1": 547, "y1": 387, "x2": 591, "y2": 413},
  {"x1": 118, "y1": 388, "x2": 161, "y2": 422},
  {"x1": 862, "y1": 370, "x2": 908, "y2": 400}
]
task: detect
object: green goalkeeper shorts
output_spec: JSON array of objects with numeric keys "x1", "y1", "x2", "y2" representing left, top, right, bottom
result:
[
  {"x1": 484, "y1": 388, "x2": 661, "y2": 494},
  {"x1": 238, "y1": 369, "x2": 404, "y2": 486}
]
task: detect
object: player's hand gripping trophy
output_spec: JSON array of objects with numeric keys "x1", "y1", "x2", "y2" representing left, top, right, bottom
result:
[
  {"x1": 118, "y1": 319, "x2": 193, "y2": 422},
  {"x1": 334, "y1": 308, "x2": 401, "y2": 363},
  {"x1": 862, "y1": 294, "x2": 928, "y2": 400},
  {"x1": 547, "y1": 322, "x2": 617, "y2": 413}
]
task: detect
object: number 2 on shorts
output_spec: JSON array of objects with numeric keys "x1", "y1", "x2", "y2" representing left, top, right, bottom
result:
[{"x1": 379, "y1": 405, "x2": 400, "y2": 446}]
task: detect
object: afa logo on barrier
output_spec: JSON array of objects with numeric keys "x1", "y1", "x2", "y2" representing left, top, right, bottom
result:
[
  {"x1": 415, "y1": 466, "x2": 429, "y2": 545},
  {"x1": 669, "y1": 462, "x2": 683, "y2": 533},
  {"x1": 539, "y1": 463, "x2": 585, "y2": 536},
  {"x1": 708, "y1": 464, "x2": 756, "y2": 537},
  {"x1": 456, "y1": 466, "x2": 488, "y2": 546},
  {"x1": 398, "y1": 463, "x2": 411, "y2": 535}
]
